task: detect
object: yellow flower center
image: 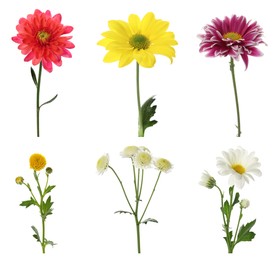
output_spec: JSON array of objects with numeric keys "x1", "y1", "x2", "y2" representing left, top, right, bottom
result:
[
  {"x1": 223, "y1": 32, "x2": 242, "y2": 41},
  {"x1": 30, "y1": 153, "x2": 47, "y2": 171},
  {"x1": 37, "y1": 31, "x2": 50, "y2": 43},
  {"x1": 232, "y1": 164, "x2": 246, "y2": 174},
  {"x1": 129, "y1": 34, "x2": 150, "y2": 50}
]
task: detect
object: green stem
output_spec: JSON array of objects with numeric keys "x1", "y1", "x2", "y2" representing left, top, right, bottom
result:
[
  {"x1": 139, "y1": 171, "x2": 162, "y2": 223},
  {"x1": 215, "y1": 185, "x2": 233, "y2": 253},
  {"x1": 229, "y1": 57, "x2": 241, "y2": 137},
  {"x1": 138, "y1": 170, "x2": 144, "y2": 199},
  {"x1": 136, "y1": 62, "x2": 144, "y2": 137},
  {"x1": 135, "y1": 217, "x2": 141, "y2": 253},
  {"x1": 109, "y1": 166, "x2": 135, "y2": 215},
  {"x1": 36, "y1": 62, "x2": 43, "y2": 137},
  {"x1": 23, "y1": 183, "x2": 40, "y2": 207},
  {"x1": 232, "y1": 207, "x2": 243, "y2": 250}
]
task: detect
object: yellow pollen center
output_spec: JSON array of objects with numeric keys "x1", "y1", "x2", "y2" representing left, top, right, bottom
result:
[
  {"x1": 223, "y1": 32, "x2": 242, "y2": 41},
  {"x1": 232, "y1": 164, "x2": 246, "y2": 174},
  {"x1": 37, "y1": 31, "x2": 50, "y2": 42},
  {"x1": 129, "y1": 34, "x2": 150, "y2": 50}
]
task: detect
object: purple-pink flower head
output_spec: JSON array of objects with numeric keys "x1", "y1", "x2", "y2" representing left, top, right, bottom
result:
[{"x1": 199, "y1": 15, "x2": 265, "y2": 69}]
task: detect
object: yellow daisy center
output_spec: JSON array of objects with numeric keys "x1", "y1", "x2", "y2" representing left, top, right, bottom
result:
[
  {"x1": 223, "y1": 32, "x2": 242, "y2": 41},
  {"x1": 37, "y1": 31, "x2": 50, "y2": 43},
  {"x1": 129, "y1": 34, "x2": 151, "y2": 50},
  {"x1": 30, "y1": 153, "x2": 47, "y2": 171},
  {"x1": 232, "y1": 164, "x2": 246, "y2": 174}
]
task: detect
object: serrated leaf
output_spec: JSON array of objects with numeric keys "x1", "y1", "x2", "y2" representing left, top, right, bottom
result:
[
  {"x1": 141, "y1": 218, "x2": 158, "y2": 224},
  {"x1": 222, "y1": 200, "x2": 230, "y2": 218},
  {"x1": 40, "y1": 94, "x2": 58, "y2": 109},
  {"x1": 45, "y1": 239, "x2": 56, "y2": 247},
  {"x1": 233, "y1": 192, "x2": 240, "y2": 206},
  {"x1": 236, "y1": 219, "x2": 256, "y2": 243},
  {"x1": 31, "y1": 67, "x2": 37, "y2": 86},
  {"x1": 44, "y1": 185, "x2": 56, "y2": 196},
  {"x1": 114, "y1": 210, "x2": 133, "y2": 215},
  {"x1": 20, "y1": 197, "x2": 37, "y2": 208},
  {"x1": 141, "y1": 96, "x2": 157, "y2": 135},
  {"x1": 42, "y1": 196, "x2": 54, "y2": 219},
  {"x1": 31, "y1": 226, "x2": 41, "y2": 242}
]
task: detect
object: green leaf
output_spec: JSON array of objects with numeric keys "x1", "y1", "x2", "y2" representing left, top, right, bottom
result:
[
  {"x1": 42, "y1": 196, "x2": 54, "y2": 219},
  {"x1": 232, "y1": 192, "x2": 240, "y2": 206},
  {"x1": 30, "y1": 67, "x2": 37, "y2": 86},
  {"x1": 223, "y1": 231, "x2": 233, "y2": 243},
  {"x1": 20, "y1": 197, "x2": 37, "y2": 208},
  {"x1": 114, "y1": 210, "x2": 133, "y2": 215},
  {"x1": 141, "y1": 96, "x2": 157, "y2": 135},
  {"x1": 141, "y1": 218, "x2": 158, "y2": 224},
  {"x1": 236, "y1": 219, "x2": 256, "y2": 243},
  {"x1": 31, "y1": 226, "x2": 41, "y2": 242},
  {"x1": 229, "y1": 186, "x2": 234, "y2": 197},
  {"x1": 44, "y1": 185, "x2": 56, "y2": 196},
  {"x1": 45, "y1": 239, "x2": 56, "y2": 247},
  {"x1": 222, "y1": 200, "x2": 230, "y2": 218},
  {"x1": 40, "y1": 94, "x2": 58, "y2": 109}
]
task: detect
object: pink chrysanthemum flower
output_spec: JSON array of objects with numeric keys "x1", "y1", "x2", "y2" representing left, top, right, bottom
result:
[
  {"x1": 199, "y1": 15, "x2": 265, "y2": 69},
  {"x1": 12, "y1": 9, "x2": 75, "y2": 73}
]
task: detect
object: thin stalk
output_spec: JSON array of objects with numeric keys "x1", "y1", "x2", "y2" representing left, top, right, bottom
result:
[
  {"x1": 215, "y1": 185, "x2": 233, "y2": 253},
  {"x1": 139, "y1": 171, "x2": 162, "y2": 223},
  {"x1": 109, "y1": 166, "x2": 135, "y2": 215},
  {"x1": 136, "y1": 62, "x2": 144, "y2": 137},
  {"x1": 232, "y1": 207, "x2": 243, "y2": 250},
  {"x1": 36, "y1": 62, "x2": 43, "y2": 137},
  {"x1": 23, "y1": 183, "x2": 40, "y2": 207},
  {"x1": 138, "y1": 170, "x2": 144, "y2": 199},
  {"x1": 229, "y1": 57, "x2": 241, "y2": 137}
]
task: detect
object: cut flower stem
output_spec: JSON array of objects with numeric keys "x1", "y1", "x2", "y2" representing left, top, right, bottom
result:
[
  {"x1": 229, "y1": 57, "x2": 241, "y2": 137},
  {"x1": 136, "y1": 62, "x2": 144, "y2": 137}
]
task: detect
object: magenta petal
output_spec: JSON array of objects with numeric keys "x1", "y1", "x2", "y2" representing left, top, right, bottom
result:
[
  {"x1": 241, "y1": 53, "x2": 249, "y2": 70},
  {"x1": 249, "y1": 47, "x2": 263, "y2": 57}
]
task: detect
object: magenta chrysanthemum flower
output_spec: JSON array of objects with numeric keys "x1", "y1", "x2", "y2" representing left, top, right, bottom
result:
[
  {"x1": 199, "y1": 15, "x2": 265, "y2": 69},
  {"x1": 12, "y1": 9, "x2": 74, "y2": 73}
]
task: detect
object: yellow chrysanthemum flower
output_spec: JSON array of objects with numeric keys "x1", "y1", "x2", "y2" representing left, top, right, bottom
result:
[
  {"x1": 30, "y1": 153, "x2": 47, "y2": 171},
  {"x1": 98, "y1": 12, "x2": 178, "y2": 68}
]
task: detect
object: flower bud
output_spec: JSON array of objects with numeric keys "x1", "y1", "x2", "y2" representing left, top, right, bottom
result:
[
  {"x1": 199, "y1": 171, "x2": 216, "y2": 189},
  {"x1": 46, "y1": 167, "x2": 53, "y2": 174},
  {"x1": 240, "y1": 199, "x2": 250, "y2": 209},
  {"x1": 15, "y1": 176, "x2": 24, "y2": 185}
]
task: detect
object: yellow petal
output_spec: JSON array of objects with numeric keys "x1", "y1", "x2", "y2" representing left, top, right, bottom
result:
[
  {"x1": 149, "y1": 20, "x2": 169, "y2": 38},
  {"x1": 141, "y1": 12, "x2": 156, "y2": 36},
  {"x1": 134, "y1": 50, "x2": 156, "y2": 68},
  {"x1": 103, "y1": 51, "x2": 121, "y2": 63},
  {"x1": 108, "y1": 20, "x2": 132, "y2": 37},
  {"x1": 102, "y1": 31, "x2": 129, "y2": 42},
  {"x1": 106, "y1": 41, "x2": 131, "y2": 50},
  {"x1": 128, "y1": 14, "x2": 140, "y2": 34},
  {"x1": 149, "y1": 45, "x2": 176, "y2": 63},
  {"x1": 119, "y1": 50, "x2": 134, "y2": 67},
  {"x1": 97, "y1": 38, "x2": 112, "y2": 47},
  {"x1": 151, "y1": 32, "x2": 178, "y2": 45}
]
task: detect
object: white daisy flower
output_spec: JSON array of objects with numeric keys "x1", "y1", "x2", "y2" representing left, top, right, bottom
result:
[
  {"x1": 199, "y1": 171, "x2": 216, "y2": 189},
  {"x1": 217, "y1": 147, "x2": 262, "y2": 189},
  {"x1": 96, "y1": 154, "x2": 109, "y2": 174},
  {"x1": 154, "y1": 158, "x2": 173, "y2": 173},
  {"x1": 134, "y1": 150, "x2": 152, "y2": 169},
  {"x1": 120, "y1": 146, "x2": 139, "y2": 158}
]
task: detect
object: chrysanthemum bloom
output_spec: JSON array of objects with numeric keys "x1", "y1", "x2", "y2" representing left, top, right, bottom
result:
[
  {"x1": 199, "y1": 171, "x2": 216, "y2": 189},
  {"x1": 98, "y1": 12, "x2": 177, "y2": 137},
  {"x1": 134, "y1": 150, "x2": 152, "y2": 169},
  {"x1": 199, "y1": 15, "x2": 265, "y2": 69},
  {"x1": 240, "y1": 199, "x2": 250, "y2": 209},
  {"x1": 12, "y1": 9, "x2": 74, "y2": 73},
  {"x1": 199, "y1": 15, "x2": 265, "y2": 137},
  {"x1": 30, "y1": 153, "x2": 47, "y2": 171},
  {"x1": 97, "y1": 154, "x2": 110, "y2": 174},
  {"x1": 15, "y1": 176, "x2": 24, "y2": 185},
  {"x1": 98, "y1": 12, "x2": 177, "y2": 68},
  {"x1": 217, "y1": 147, "x2": 262, "y2": 188},
  {"x1": 154, "y1": 158, "x2": 172, "y2": 173},
  {"x1": 121, "y1": 146, "x2": 139, "y2": 158}
]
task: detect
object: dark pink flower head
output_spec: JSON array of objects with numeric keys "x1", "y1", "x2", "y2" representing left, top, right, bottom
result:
[
  {"x1": 12, "y1": 9, "x2": 75, "y2": 73},
  {"x1": 199, "y1": 15, "x2": 265, "y2": 69}
]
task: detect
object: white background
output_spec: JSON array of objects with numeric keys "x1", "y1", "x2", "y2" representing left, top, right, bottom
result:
[{"x1": 0, "y1": 0, "x2": 276, "y2": 259}]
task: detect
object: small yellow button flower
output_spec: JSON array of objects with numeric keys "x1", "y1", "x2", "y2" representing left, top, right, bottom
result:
[{"x1": 30, "y1": 153, "x2": 47, "y2": 171}]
